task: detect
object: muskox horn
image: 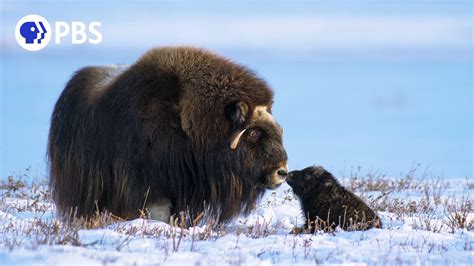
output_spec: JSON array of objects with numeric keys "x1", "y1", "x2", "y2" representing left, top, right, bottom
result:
[{"x1": 230, "y1": 129, "x2": 247, "y2": 150}]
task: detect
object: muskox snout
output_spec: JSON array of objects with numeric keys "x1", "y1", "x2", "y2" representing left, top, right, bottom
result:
[
  {"x1": 287, "y1": 171, "x2": 294, "y2": 179},
  {"x1": 276, "y1": 168, "x2": 289, "y2": 179},
  {"x1": 286, "y1": 171, "x2": 293, "y2": 182},
  {"x1": 268, "y1": 165, "x2": 289, "y2": 189}
]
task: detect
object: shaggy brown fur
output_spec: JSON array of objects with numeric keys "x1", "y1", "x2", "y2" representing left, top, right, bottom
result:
[
  {"x1": 288, "y1": 166, "x2": 381, "y2": 232},
  {"x1": 48, "y1": 47, "x2": 288, "y2": 225}
]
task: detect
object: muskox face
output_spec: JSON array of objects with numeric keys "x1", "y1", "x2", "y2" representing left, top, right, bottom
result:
[
  {"x1": 287, "y1": 166, "x2": 323, "y2": 196},
  {"x1": 226, "y1": 101, "x2": 288, "y2": 190}
]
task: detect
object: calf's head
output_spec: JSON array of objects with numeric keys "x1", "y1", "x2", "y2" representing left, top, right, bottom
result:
[
  {"x1": 287, "y1": 166, "x2": 323, "y2": 196},
  {"x1": 226, "y1": 101, "x2": 288, "y2": 189}
]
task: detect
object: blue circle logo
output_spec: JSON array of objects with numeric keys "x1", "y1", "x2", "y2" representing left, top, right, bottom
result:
[{"x1": 15, "y1": 14, "x2": 52, "y2": 51}]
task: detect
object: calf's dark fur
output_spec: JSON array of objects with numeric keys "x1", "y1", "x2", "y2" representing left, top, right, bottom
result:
[{"x1": 288, "y1": 166, "x2": 381, "y2": 232}]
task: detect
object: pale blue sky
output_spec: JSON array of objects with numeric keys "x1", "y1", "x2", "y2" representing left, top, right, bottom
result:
[{"x1": 1, "y1": 1, "x2": 472, "y2": 179}]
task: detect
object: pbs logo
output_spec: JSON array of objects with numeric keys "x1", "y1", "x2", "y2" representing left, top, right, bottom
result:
[
  {"x1": 15, "y1": 14, "x2": 103, "y2": 52},
  {"x1": 15, "y1": 14, "x2": 52, "y2": 51}
]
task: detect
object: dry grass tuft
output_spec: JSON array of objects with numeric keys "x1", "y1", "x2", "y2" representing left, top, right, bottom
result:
[{"x1": 444, "y1": 195, "x2": 473, "y2": 232}]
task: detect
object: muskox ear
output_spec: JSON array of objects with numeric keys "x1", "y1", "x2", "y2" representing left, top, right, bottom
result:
[{"x1": 225, "y1": 101, "x2": 248, "y2": 127}]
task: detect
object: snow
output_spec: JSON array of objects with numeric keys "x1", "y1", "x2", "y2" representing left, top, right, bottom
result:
[{"x1": 1, "y1": 180, "x2": 473, "y2": 265}]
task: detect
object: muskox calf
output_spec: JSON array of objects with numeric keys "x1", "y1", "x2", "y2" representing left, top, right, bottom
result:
[
  {"x1": 48, "y1": 47, "x2": 288, "y2": 225},
  {"x1": 288, "y1": 166, "x2": 381, "y2": 232}
]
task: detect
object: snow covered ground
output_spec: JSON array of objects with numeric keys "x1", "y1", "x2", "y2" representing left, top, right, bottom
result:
[{"x1": 1, "y1": 171, "x2": 472, "y2": 265}]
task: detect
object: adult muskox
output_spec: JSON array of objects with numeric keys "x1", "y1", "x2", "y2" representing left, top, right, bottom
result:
[{"x1": 48, "y1": 47, "x2": 288, "y2": 224}]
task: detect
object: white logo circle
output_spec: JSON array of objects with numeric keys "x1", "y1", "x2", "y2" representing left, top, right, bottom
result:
[{"x1": 15, "y1": 14, "x2": 52, "y2": 51}]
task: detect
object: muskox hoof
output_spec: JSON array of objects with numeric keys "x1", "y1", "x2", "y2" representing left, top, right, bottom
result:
[{"x1": 146, "y1": 198, "x2": 171, "y2": 222}]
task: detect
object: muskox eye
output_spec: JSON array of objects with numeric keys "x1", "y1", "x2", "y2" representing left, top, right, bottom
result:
[{"x1": 249, "y1": 128, "x2": 261, "y2": 139}]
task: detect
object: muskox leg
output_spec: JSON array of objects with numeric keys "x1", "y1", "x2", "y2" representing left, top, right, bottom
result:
[{"x1": 146, "y1": 198, "x2": 171, "y2": 222}]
